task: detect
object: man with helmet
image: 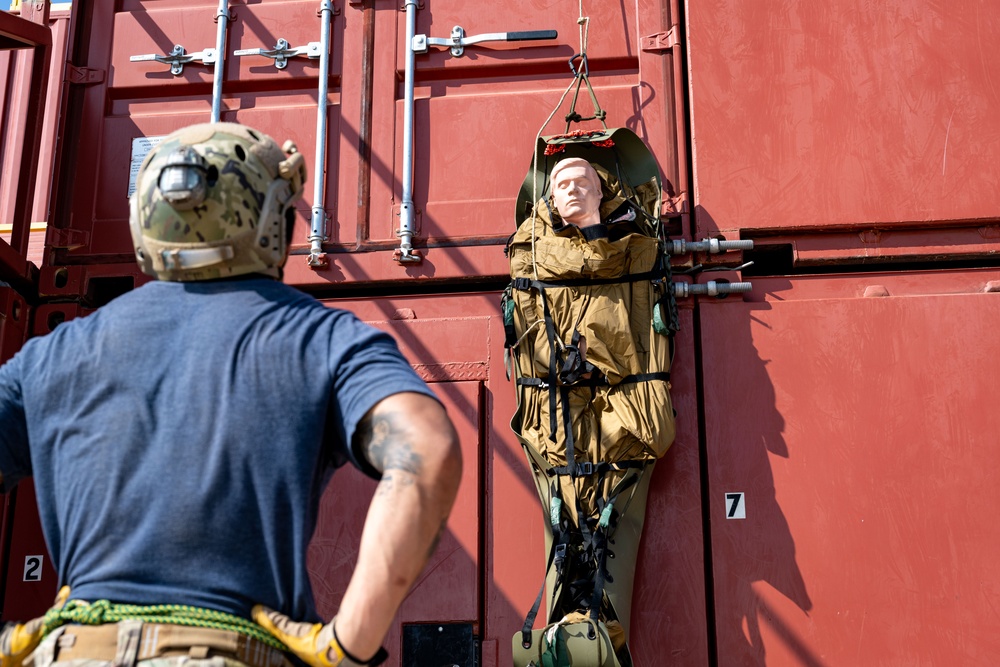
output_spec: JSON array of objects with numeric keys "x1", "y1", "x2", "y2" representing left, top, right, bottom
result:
[{"x1": 0, "y1": 122, "x2": 461, "y2": 667}]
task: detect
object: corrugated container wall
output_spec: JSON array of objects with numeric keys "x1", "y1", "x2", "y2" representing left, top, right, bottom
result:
[
  {"x1": 3, "y1": 0, "x2": 710, "y2": 665},
  {"x1": 2, "y1": 0, "x2": 1000, "y2": 665},
  {"x1": 39, "y1": 0, "x2": 688, "y2": 296},
  {"x1": 685, "y1": 1, "x2": 1000, "y2": 665}
]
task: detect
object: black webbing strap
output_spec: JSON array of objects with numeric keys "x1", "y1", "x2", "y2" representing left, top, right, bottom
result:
[
  {"x1": 520, "y1": 530, "x2": 556, "y2": 649},
  {"x1": 546, "y1": 459, "x2": 646, "y2": 478},
  {"x1": 580, "y1": 224, "x2": 609, "y2": 241},
  {"x1": 511, "y1": 268, "x2": 665, "y2": 292},
  {"x1": 539, "y1": 289, "x2": 561, "y2": 442},
  {"x1": 521, "y1": 480, "x2": 566, "y2": 649},
  {"x1": 620, "y1": 371, "x2": 671, "y2": 384},
  {"x1": 560, "y1": 385, "x2": 577, "y2": 475},
  {"x1": 588, "y1": 471, "x2": 641, "y2": 626},
  {"x1": 517, "y1": 371, "x2": 671, "y2": 390},
  {"x1": 558, "y1": 329, "x2": 595, "y2": 386}
]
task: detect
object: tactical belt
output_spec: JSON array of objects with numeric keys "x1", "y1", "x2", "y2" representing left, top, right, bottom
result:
[{"x1": 48, "y1": 623, "x2": 292, "y2": 667}]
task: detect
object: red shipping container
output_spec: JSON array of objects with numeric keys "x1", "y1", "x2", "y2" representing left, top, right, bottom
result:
[
  {"x1": 700, "y1": 268, "x2": 1000, "y2": 665},
  {"x1": 43, "y1": 0, "x2": 688, "y2": 293},
  {"x1": 8, "y1": 0, "x2": 1000, "y2": 664},
  {"x1": 686, "y1": 0, "x2": 1000, "y2": 265}
]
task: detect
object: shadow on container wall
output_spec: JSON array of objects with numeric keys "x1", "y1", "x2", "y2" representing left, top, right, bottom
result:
[{"x1": 700, "y1": 278, "x2": 823, "y2": 666}]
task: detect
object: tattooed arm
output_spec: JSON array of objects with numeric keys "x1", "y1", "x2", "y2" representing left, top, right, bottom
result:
[{"x1": 334, "y1": 391, "x2": 461, "y2": 660}]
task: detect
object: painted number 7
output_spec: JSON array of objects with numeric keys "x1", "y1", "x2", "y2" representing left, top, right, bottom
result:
[{"x1": 725, "y1": 492, "x2": 745, "y2": 519}]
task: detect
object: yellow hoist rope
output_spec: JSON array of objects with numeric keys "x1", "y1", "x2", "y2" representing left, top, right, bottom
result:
[{"x1": 42, "y1": 599, "x2": 289, "y2": 651}]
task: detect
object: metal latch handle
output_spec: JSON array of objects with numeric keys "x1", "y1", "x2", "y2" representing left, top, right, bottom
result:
[
  {"x1": 412, "y1": 25, "x2": 557, "y2": 57},
  {"x1": 233, "y1": 38, "x2": 323, "y2": 69},
  {"x1": 130, "y1": 44, "x2": 217, "y2": 76}
]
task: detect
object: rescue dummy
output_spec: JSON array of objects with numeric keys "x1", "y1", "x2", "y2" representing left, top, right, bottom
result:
[
  {"x1": 505, "y1": 144, "x2": 677, "y2": 667},
  {"x1": 0, "y1": 122, "x2": 460, "y2": 667}
]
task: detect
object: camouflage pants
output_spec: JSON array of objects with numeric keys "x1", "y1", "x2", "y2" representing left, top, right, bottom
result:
[{"x1": 27, "y1": 621, "x2": 285, "y2": 667}]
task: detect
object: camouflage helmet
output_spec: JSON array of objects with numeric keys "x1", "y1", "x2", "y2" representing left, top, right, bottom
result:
[{"x1": 129, "y1": 122, "x2": 307, "y2": 281}]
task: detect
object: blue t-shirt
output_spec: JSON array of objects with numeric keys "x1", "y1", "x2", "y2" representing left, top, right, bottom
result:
[{"x1": 0, "y1": 277, "x2": 437, "y2": 621}]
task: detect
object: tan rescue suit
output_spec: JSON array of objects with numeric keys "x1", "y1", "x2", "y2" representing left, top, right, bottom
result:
[{"x1": 505, "y1": 130, "x2": 678, "y2": 667}]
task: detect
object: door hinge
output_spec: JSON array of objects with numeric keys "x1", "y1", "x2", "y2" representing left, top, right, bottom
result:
[
  {"x1": 64, "y1": 64, "x2": 105, "y2": 85},
  {"x1": 662, "y1": 192, "x2": 688, "y2": 217},
  {"x1": 46, "y1": 227, "x2": 90, "y2": 249},
  {"x1": 641, "y1": 27, "x2": 679, "y2": 53}
]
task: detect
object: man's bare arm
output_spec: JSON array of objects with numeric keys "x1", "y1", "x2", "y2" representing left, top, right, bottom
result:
[{"x1": 334, "y1": 391, "x2": 461, "y2": 660}]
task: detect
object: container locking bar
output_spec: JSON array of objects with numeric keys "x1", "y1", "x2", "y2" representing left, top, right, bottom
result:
[
  {"x1": 671, "y1": 280, "x2": 753, "y2": 298},
  {"x1": 412, "y1": 26, "x2": 557, "y2": 58},
  {"x1": 233, "y1": 38, "x2": 322, "y2": 69},
  {"x1": 396, "y1": 0, "x2": 422, "y2": 264},
  {"x1": 233, "y1": 1, "x2": 333, "y2": 266},
  {"x1": 667, "y1": 238, "x2": 754, "y2": 255},
  {"x1": 397, "y1": 12, "x2": 557, "y2": 264},
  {"x1": 130, "y1": 44, "x2": 217, "y2": 77},
  {"x1": 210, "y1": 0, "x2": 233, "y2": 122},
  {"x1": 307, "y1": 0, "x2": 335, "y2": 267}
]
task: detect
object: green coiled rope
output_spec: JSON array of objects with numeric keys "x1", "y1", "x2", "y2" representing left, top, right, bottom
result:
[{"x1": 42, "y1": 599, "x2": 289, "y2": 651}]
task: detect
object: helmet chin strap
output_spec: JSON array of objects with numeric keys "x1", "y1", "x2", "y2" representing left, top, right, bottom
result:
[{"x1": 160, "y1": 245, "x2": 235, "y2": 271}]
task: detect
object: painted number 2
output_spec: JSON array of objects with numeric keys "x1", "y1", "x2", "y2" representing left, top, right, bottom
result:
[
  {"x1": 23, "y1": 555, "x2": 43, "y2": 582},
  {"x1": 725, "y1": 492, "x2": 745, "y2": 520}
]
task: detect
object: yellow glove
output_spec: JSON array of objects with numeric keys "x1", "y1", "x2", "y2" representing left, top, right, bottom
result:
[
  {"x1": 0, "y1": 586, "x2": 70, "y2": 667},
  {"x1": 252, "y1": 606, "x2": 387, "y2": 667}
]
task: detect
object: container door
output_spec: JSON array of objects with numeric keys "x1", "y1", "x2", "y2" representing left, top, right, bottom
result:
[
  {"x1": 308, "y1": 293, "x2": 492, "y2": 665},
  {"x1": 0, "y1": 288, "x2": 62, "y2": 621},
  {"x1": 45, "y1": 0, "x2": 688, "y2": 291},
  {"x1": 0, "y1": 287, "x2": 34, "y2": 621},
  {"x1": 41, "y1": 0, "x2": 357, "y2": 299},
  {"x1": 699, "y1": 269, "x2": 1000, "y2": 666},
  {"x1": 295, "y1": 0, "x2": 687, "y2": 286},
  {"x1": 321, "y1": 291, "x2": 709, "y2": 667},
  {"x1": 685, "y1": 0, "x2": 1000, "y2": 266}
]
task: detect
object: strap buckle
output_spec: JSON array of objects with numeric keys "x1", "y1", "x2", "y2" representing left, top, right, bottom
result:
[{"x1": 554, "y1": 543, "x2": 567, "y2": 570}]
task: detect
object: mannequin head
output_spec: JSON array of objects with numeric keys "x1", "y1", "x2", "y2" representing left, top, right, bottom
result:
[{"x1": 550, "y1": 158, "x2": 603, "y2": 228}]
